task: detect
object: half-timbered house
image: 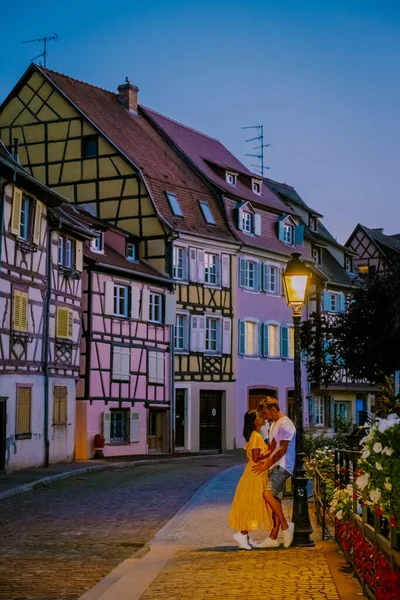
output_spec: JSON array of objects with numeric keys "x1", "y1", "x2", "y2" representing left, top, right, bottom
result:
[
  {"x1": 0, "y1": 142, "x2": 94, "y2": 472},
  {"x1": 346, "y1": 224, "x2": 400, "y2": 276},
  {"x1": 75, "y1": 219, "x2": 175, "y2": 458},
  {"x1": 0, "y1": 65, "x2": 239, "y2": 452}
]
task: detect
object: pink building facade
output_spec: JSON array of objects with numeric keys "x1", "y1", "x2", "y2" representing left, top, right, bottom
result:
[{"x1": 76, "y1": 223, "x2": 175, "y2": 459}]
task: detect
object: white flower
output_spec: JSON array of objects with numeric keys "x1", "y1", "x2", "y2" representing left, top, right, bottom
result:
[
  {"x1": 387, "y1": 413, "x2": 400, "y2": 422},
  {"x1": 370, "y1": 489, "x2": 381, "y2": 503},
  {"x1": 384, "y1": 481, "x2": 392, "y2": 492},
  {"x1": 356, "y1": 473, "x2": 369, "y2": 491},
  {"x1": 375, "y1": 462, "x2": 383, "y2": 470},
  {"x1": 362, "y1": 448, "x2": 371, "y2": 459},
  {"x1": 336, "y1": 510, "x2": 343, "y2": 520},
  {"x1": 373, "y1": 442, "x2": 383, "y2": 453},
  {"x1": 377, "y1": 418, "x2": 399, "y2": 433},
  {"x1": 382, "y1": 447, "x2": 393, "y2": 456}
]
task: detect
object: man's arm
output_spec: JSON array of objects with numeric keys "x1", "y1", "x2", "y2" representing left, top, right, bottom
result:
[{"x1": 252, "y1": 440, "x2": 289, "y2": 473}]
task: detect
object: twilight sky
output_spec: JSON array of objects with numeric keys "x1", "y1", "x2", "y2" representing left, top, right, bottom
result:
[{"x1": 1, "y1": 0, "x2": 399, "y2": 243}]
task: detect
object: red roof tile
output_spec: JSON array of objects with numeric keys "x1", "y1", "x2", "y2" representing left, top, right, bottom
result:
[{"x1": 37, "y1": 67, "x2": 235, "y2": 244}]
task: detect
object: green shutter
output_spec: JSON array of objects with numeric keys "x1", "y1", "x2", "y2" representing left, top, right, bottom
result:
[
  {"x1": 294, "y1": 225, "x2": 304, "y2": 245},
  {"x1": 280, "y1": 326, "x2": 289, "y2": 359},
  {"x1": 262, "y1": 323, "x2": 269, "y2": 357},
  {"x1": 238, "y1": 320, "x2": 245, "y2": 355},
  {"x1": 239, "y1": 258, "x2": 246, "y2": 287}
]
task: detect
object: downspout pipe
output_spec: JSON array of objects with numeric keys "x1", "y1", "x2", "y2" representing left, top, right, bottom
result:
[
  {"x1": 169, "y1": 323, "x2": 175, "y2": 455},
  {"x1": 43, "y1": 228, "x2": 52, "y2": 467}
]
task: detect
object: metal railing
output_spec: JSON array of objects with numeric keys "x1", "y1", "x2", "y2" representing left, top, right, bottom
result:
[{"x1": 313, "y1": 466, "x2": 332, "y2": 540}]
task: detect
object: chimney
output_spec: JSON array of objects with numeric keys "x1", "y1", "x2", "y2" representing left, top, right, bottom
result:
[
  {"x1": 118, "y1": 77, "x2": 139, "y2": 114},
  {"x1": 372, "y1": 228, "x2": 384, "y2": 234}
]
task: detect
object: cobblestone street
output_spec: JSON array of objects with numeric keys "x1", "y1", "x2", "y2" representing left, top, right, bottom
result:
[{"x1": 0, "y1": 455, "x2": 243, "y2": 600}]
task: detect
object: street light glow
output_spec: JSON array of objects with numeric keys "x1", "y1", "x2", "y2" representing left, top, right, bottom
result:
[{"x1": 283, "y1": 253, "x2": 309, "y2": 311}]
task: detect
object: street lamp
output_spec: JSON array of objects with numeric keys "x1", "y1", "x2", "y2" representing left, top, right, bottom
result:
[{"x1": 283, "y1": 252, "x2": 314, "y2": 547}]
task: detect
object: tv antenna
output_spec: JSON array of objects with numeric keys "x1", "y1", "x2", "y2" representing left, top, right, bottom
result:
[
  {"x1": 22, "y1": 33, "x2": 59, "y2": 68},
  {"x1": 241, "y1": 124, "x2": 270, "y2": 176}
]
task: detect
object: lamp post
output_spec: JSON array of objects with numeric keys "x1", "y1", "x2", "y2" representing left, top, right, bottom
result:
[{"x1": 283, "y1": 252, "x2": 314, "y2": 547}]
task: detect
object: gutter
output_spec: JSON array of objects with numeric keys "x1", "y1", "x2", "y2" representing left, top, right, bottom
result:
[{"x1": 95, "y1": 261, "x2": 174, "y2": 287}]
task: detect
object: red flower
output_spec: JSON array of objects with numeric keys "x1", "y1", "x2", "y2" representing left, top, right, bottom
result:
[
  {"x1": 390, "y1": 517, "x2": 399, "y2": 527},
  {"x1": 376, "y1": 508, "x2": 383, "y2": 516}
]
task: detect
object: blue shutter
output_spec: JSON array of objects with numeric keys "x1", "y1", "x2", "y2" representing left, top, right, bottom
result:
[
  {"x1": 322, "y1": 291, "x2": 331, "y2": 311},
  {"x1": 323, "y1": 340, "x2": 332, "y2": 365},
  {"x1": 278, "y1": 220, "x2": 285, "y2": 241},
  {"x1": 263, "y1": 323, "x2": 269, "y2": 357},
  {"x1": 258, "y1": 323, "x2": 263, "y2": 356},
  {"x1": 238, "y1": 320, "x2": 245, "y2": 355},
  {"x1": 239, "y1": 258, "x2": 246, "y2": 287},
  {"x1": 339, "y1": 293, "x2": 346, "y2": 312},
  {"x1": 294, "y1": 225, "x2": 304, "y2": 245},
  {"x1": 262, "y1": 263, "x2": 267, "y2": 292},
  {"x1": 254, "y1": 263, "x2": 261, "y2": 291},
  {"x1": 280, "y1": 326, "x2": 289, "y2": 359}
]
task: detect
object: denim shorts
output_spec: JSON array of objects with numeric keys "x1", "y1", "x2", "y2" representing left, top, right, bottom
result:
[{"x1": 264, "y1": 465, "x2": 291, "y2": 499}]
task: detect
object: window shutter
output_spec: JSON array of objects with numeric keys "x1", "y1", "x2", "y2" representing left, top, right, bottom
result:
[
  {"x1": 10, "y1": 187, "x2": 23, "y2": 236},
  {"x1": 130, "y1": 286, "x2": 141, "y2": 320},
  {"x1": 13, "y1": 290, "x2": 21, "y2": 331},
  {"x1": 263, "y1": 323, "x2": 269, "y2": 357},
  {"x1": 67, "y1": 309, "x2": 73, "y2": 338},
  {"x1": 157, "y1": 352, "x2": 165, "y2": 383},
  {"x1": 339, "y1": 293, "x2": 345, "y2": 312},
  {"x1": 129, "y1": 411, "x2": 140, "y2": 443},
  {"x1": 148, "y1": 351, "x2": 157, "y2": 381},
  {"x1": 20, "y1": 292, "x2": 28, "y2": 332},
  {"x1": 104, "y1": 281, "x2": 114, "y2": 315},
  {"x1": 238, "y1": 320, "x2": 245, "y2": 356},
  {"x1": 141, "y1": 289, "x2": 150, "y2": 321},
  {"x1": 221, "y1": 254, "x2": 230, "y2": 288},
  {"x1": 16, "y1": 387, "x2": 31, "y2": 435},
  {"x1": 278, "y1": 219, "x2": 285, "y2": 242},
  {"x1": 53, "y1": 386, "x2": 60, "y2": 425},
  {"x1": 189, "y1": 247, "x2": 197, "y2": 282},
  {"x1": 121, "y1": 346, "x2": 130, "y2": 380},
  {"x1": 254, "y1": 213, "x2": 262, "y2": 236},
  {"x1": 32, "y1": 199, "x2": 43, "y2": 245},
  {"x1": 222, "y1": 318, "x2": 231, "y2": 354},
  {"x1": 164, "y1": 293, "x2": 177, "y2": 325},
  {"x1": 239, "y1": 258, "x2": 246, "y2": 288},
  {"x1": 112, "y1": 346, "x2": 122, "y2": 379},
  {"x1": 280, "y1": 326, "x2": 289, "y2": 359},
  {"x1": 280, "y1": 267, "x2": 285, "y2": 296},
  {"x1": 254, "y1": 263, "x2": 261, "y2": 291},
  {"x1": 238, "y1": 207, "x2": 244, "y2": 230},
  {"x1": 258, "y1": 322, "x2": 263, "y2": 356},
  {"x1": 103, "y1": 412, "x2": 111, "y2": 444},
  {"x1": 197, "y1": 249, "x2": 205, "y2": 284},
  {"x1": 75, "y1": 240, "x2": 83, "y2": 271},
  {"x1": 198, "y1": 316, "x2": 206, "y2": 352},
  {"x1": 294, "y1": 225, "x2": 304, "y2": 246},
  {"x1": 190, "y1": 316, "x2": 198, "y2": 351},
  {"x1": 322, "y1": 291, "x2": 331, "y2": 311},
  {"x1": 56, "y1": 307, "x2": 71, "y2": 339},
  {"x1": 262, "y1": 264, "x2": 268, "y2": 292}
]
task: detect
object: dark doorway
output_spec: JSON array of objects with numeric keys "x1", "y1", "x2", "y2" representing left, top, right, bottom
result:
[
  {"x1": 287, "y1": 390, "x2": 295, "y2": 423},
  {"x1": 175, "y1": 389, "x2": 186, "y2": 448},
  {"x1": 0, "y1": 399, "x2": 6, "y2": 471},
  {"x1": 200, "y1": 391, "x2": 222, "y2": 450},
  {"x1": 248, "y1": 388, "x2": 277, "y2": 411}
]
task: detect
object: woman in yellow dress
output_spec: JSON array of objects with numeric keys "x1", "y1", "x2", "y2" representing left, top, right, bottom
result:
[{"x1": 229, "y1": 410, "x2": 273, "y2": 549}]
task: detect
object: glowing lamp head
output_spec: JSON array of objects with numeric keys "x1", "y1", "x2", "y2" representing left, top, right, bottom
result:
[{"x1": 283, "y1": 253, "x2": 309, "y2": 311}]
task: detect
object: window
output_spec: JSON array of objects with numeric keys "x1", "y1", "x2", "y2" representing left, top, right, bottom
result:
[
  {"x1": 245, "y1": 321, "x2": 258, "y2": 356},
  {"x1": 245, "y1": 261, "x2": 256, "y2": 289},
  {"x1": 206, "y1": 317, "x2": 218, "y2": 352},
  {"x1": 112, "y1": 345, "x2": 130, "y2": 381},
  {"x1": 226, "y1": 172, "x2": 237, "y2": 186},
  {"x1": 16, "y1": 386, "x2": 31, "y2": 437},
  {"x1": 329, "y1": 293, "x2": 339, "y2": 312},
  {"x1": 20, "y1": 196, "x2": 30, "y2": 240},
  {"x1": 110, "y1": 409, "x2": 129, "y2": 442},
  {"x1": 174, "y1": 314, "x2": 189, "y2": 352},
  {"x1": 288, "y1": 327, "x2": 295, "y2": 359},
  {"x1": 58, "y1": 235, "x2": 76, "y2": 268},
  {"x1": 166, "y1": 192, "x2": 183, "y2": 217},
  {"x1": 312, "y1": 247, "x2": 321, "y2": 264},
  {"x1": 204, "y1": 253, "x2": 218, "y2": 285},
  {"x1": 127, "y1": 242, "x2": 136, "y2": 261},
  {"x1": 91, "y1": 233, "x2": 104, "y2": 253},
  {"x1": 268, "y1": 324, "x2": 280, "y2": 357},
  {"x1": 56, "y1": 307, "x2": 73, "y2": 339},
  {"x1": 148, "y1": 351, "x2": 165, "y2": 384},
  {"x1": 12, "y1": 289, "x2": 28, "y2": 332},
  {"x1": 53, "y1": 386, "x2": 67, "y2": 426},
  {"x1": 114, "y1": 285, "x2": 129, "y2": 318},
  {"x1": 345, "y1": 257, "x2": 352, "y2": 272},
  {"x1": 149, "y1": 292, "x2": 163, "y2": 323},
  {"x1": 283, "y1": 224, "x2": 293, "y2": 245},
  {"x1": 263, "y1": 264, "x2": 279, "y2": 294},
  {"x1": 173, "y1": 246, "x2": 186, "y2": 280},
  {"x1": 309, "y1": 217, "x2": 317, "y2": 231},
  {"x1": 314, "y1": 397, "x2": 325, "y2": 426},
  {"x1": 252, "y1": 179, "x2": 262, "y2": 195},
  {"x1": 242, "y1": 212, "x2": 252, "y2": 232},
  {"x1": 199, "y1": 201, "x2": 215, "y2": 225},
  {"x1": 82, "y1": 135, "x2": 98, "y2": 158}
]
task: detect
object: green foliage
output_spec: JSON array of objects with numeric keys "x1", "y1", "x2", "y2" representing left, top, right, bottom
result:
[
  {"x1": 330, "y1": 485, "x2": 354, "y2": 521},
  {"x1": 303, "y1": 429, "x2": 347, "y2": 458}
]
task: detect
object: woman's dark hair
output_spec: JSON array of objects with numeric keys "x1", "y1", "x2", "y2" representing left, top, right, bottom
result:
[{"x1": 243, "y1": 410, "x2": 259, "y2": 442}]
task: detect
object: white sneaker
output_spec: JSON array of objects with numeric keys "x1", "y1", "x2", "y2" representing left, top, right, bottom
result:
[
  {"x1": 233, "y1": 532, "x2": 252, "y2": 550},
  {"x1": 251, "y1": 537, "x2": 280, "y2": 548},
  {"x1": 282, "y1": 522, "x2": 295, "y2": 548}
]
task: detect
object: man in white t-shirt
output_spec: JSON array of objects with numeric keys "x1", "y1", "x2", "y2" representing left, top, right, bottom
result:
[{"x1": 252, "y1": 397, "x2": 296, "y2": 548}]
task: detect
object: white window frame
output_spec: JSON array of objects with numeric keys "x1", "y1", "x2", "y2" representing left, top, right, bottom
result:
[
  {"x1": 244, "y1": 320, "x2": 258, "y2": 356},
  {"x1": 252, "y1": 179, "x2": 262, "y2": 195},
  {"x1": 314, "y1": 396, "x2": 325, "y2": 426},
  {"x1": 91, "y1": 233, "x2": 104, "y2": 253},
  {"x1": 312, "y1": 247, "x2": 321, "y2": 264},
  {"x1": 309, "y1": 217, "x2": 317, "y2": 231},
  {"x1": 242, "y1": 212, "x2": 253, "y2": 233},
  {"x1": 245, "y1": 260, "x2": 257, "y2": 289},
  {"x1": 174, "y1": 313, "x2": 189, "y2": 352},
  {"x1": 283, "y1": 224, "x2": 293, "y2": 245},
  {"x1": 205, "y1": 316, "x2": 220, "y2": 353},
  {"x1": 173, "y1": 246, "x2": 186, "y2": 280},
  {"x1": 113, "y1": 284, "x2": 129, "y2": 318},
  {"x1": 329, "y1": 292, "x2": 339, "y2": 313},
  {"x1": 127, "y1": 242, "x2": 136, "y2": 261},
  {"x1": 149, "y1": 292, "x2": 163, "y2": 323},
  {"x1": 226, "y1": 171, "x2": 237, "y2": 186},
  {"x1": 204, "y1": 253, "x2": 218, "y2": 286},
  {"x1": 264, "y1": 263, "x2": 279, "y2": 294},
  {"x1": 267, "y1": 323, "x2": 280, "y2": 358},
  {"x1": 345, "y1": 257, "x2": 352, "y2": 272}
]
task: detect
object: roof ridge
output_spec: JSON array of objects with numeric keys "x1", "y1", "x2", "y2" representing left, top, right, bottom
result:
[
  {"x1": 264, "y1": 176, "x2": 295, "y2": 190},
  {"x1": 39, "y1": 66, "x2": 117, "y2": 98},
  {"x1": 141, "y1": 105, "x2": 220, "y2": 143}
]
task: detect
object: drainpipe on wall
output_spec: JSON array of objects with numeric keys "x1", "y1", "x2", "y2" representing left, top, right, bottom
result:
[
  {"x1": 43, "y1": 228, "x2": 52, "y2": 467},
  {"x1": 169, "y1": 323, "x2": 175, "y2": 455}
]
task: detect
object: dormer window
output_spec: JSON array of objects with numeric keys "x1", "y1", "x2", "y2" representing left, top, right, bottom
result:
[
  {"x1": 225, "y1": 171, "x2": 237, "y2": 186},
  {"x1": 312, "y1": 246, "x2": 322, "y2": 264},
  {"x1": 91, "y1": 233, "x2": 104, "y2": 253},
  {"x1": 277, "y1": 216, "x2": 304, "y2": 246},
  {"x1": 166, "y1": 192, "x2": 183, "y2": 217},
  {"x1": 238, "y1": 203, "x2": 261, "y2": 236},
  {"x1": 252, "y1": 179, "x2": 262, "y2": 195},
  {"x1": 345, "y1": 257, "x2": 352, "y2": 272},
  {"x1": 199, "y1": 201, "x2": 215, "y2": 225},
  {"x1": 242, "y1": 212, "x2": 252, "y2": 233},
  {"x1": 283, "y1": 224, "x2": 293, "y2": 245},
  {"x1": 309, "y1": 216, "x2": 318, "y2": 231},
  {"x1": 126, "y1": 241, "x2": 136, "y2": 261}
]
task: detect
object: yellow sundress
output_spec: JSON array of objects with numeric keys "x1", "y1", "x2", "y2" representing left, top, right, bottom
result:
[{"x1": 228, "y1": 430, "x2": 273, "y2": 532}]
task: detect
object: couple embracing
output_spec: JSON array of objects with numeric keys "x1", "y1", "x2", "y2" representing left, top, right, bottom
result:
[{"x1": 229, "y1": 397, "x2": 296, "y2": 550}]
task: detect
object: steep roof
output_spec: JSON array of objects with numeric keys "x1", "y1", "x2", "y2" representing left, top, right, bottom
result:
[
  {"x1": 31, "y1": 66, "x2": 235, "y2": 244},
  {"x1": 315, "y1": 248, "x2": 356, "y2": 288},
  {"x1": 141, "y1": 107, "x2": 294, "y2": 214},
  {"x1": 359, "y1": 225, "x2": 400, "y2": 255}
]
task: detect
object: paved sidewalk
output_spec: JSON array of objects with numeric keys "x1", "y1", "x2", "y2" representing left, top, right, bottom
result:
[{"x1": 79, "y1": 465, "x2": 365, "y2": 600}]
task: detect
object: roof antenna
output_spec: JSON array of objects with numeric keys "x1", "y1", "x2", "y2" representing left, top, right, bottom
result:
[
  {"x1": 22, "y1": 33, "x2": 59, "y2": 68},
  {"x1": 241, "y1": 124, "x2": 270, "y2": 177}
]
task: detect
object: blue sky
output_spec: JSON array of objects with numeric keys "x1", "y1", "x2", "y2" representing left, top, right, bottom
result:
[{"x1": 1, "y1": 0, "x2": 399, "y2": 242}]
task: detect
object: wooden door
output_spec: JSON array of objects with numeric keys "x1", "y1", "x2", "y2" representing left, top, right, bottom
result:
[
  {"x1": 175, "y1": 389, "x2": 186, "y2": 448},
  {"x1": 199, "y1": 391, "x2": 222, "y2": 450},
  {"x1": 148, "y1": 409, "x2": 164, "y2": 452}
]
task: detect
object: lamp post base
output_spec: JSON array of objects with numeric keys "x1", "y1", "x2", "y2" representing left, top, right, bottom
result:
[{"x1": 291, "y1": 473, "x2": 315, "y2": 547}]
